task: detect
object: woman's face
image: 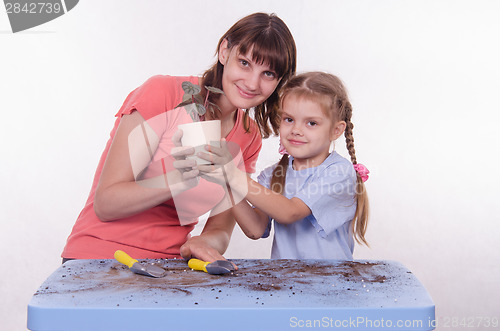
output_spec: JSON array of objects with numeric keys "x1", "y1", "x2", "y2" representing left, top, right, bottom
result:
[{"x1": 218, "y1": 40, "x2": 281, "y2": 111}]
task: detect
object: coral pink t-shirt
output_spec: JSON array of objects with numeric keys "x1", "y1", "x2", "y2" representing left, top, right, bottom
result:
[{"x1": 62, "y1": 75, "x2": 262, "y2": 259}]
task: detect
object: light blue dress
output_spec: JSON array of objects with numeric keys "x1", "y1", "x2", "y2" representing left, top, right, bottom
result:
[{"x1": 258, "y1": 152, "x2": 357, "y2": 259}]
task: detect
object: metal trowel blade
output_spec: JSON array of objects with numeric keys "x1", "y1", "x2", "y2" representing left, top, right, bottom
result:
[
  {"x1": 205, "y1": 260, "x2": 235, "y2": 275},
  {"x1": 131, "y1": 262, "x2": 167, "y2": 278}
]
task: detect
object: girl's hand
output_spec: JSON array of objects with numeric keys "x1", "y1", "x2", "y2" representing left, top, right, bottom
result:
[
  {"x1": 196, "y1": 139, "x2": 235, "y2": 185},
  {"x1": 199, "y1": 138, "x2": 233, "y2": 166},
  {"x1": 197, "y1": 139, "x2": 246, "y2": 187},
  {"x1": 197, "y1": 139, "x2": 249, "y2": 204}
]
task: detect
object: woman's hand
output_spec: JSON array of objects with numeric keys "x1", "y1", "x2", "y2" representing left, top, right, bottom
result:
[
  {"x1": 171, "y1": 129, "x2": 200, "y2": 182},
  {"x1": 179, "y1": 209, "x2": 238, "y2": 270},
  {"x1": 180, "y1": 235, "x2": 226, "y2": 262}
]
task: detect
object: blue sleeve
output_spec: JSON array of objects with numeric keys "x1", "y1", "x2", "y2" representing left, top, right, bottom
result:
[
  {"x1": 256, "y1": 165, "x2": 276, "y2": 238},
  {"x1": 295, "y1": 163, "x2": 357, "y2": 238}
]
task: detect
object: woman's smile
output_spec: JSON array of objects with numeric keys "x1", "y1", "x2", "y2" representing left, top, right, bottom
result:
[{"x1": 236, "y1": 84, "x2": 259, "y2": 99}]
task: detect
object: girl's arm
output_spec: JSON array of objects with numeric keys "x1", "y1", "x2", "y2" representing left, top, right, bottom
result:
[
  {"x1": 204, "y1": 171, "x2": 310, "y2": 239},
  {"x1": 244, "y1": 176, "x2": 311, "y2": 224},
  {"x1": 198, "y1": 142, "x2": 312, "y2": 227},
  {"x1": 231, "y1": 197, "x2": 270, "y2": 240},
  {"x1": 94, "y1": 111, "x2": 197, "y2": 221}
]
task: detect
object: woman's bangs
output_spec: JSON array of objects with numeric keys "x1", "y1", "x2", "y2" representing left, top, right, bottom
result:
[{"x1": 238, "y1": 34, "x2": 289, "y2": 78}]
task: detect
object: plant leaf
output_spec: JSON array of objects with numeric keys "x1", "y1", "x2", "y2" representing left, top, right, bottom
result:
[
  {"x1": 182, "y1": 81, "x2": 201, "y2": 95},
  {"x1": 184, "y1": 105, "x2": 199, "y2": 121},
  {"x1": 208, "y1": 101, "x2": 222, "y2": 112},
  {"x1": 205, "y1": 86, "x2": 224, "y2": 94},
  {"x1": 189, "y1": 112, "x2": 199, "y2": 122},
  {"x1": 193, "y1": 94, "x2": 204, "y2": 104},
  {"x1": 196, "y1": 104, "x2": 207, "y2": 116},
  {"x1": 175, "y1": 100, "x2": 193, "y2": 109}
]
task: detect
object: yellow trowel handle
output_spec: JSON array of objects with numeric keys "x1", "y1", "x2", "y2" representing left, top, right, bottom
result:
[
  {"x1": 114, "y1": 250, "x2": 138, "y2": 268},
  {"x1": 188, "y1": 258, "x2": 209, "y2": 273}
]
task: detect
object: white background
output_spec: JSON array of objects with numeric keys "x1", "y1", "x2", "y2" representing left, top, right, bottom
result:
[{"x1": 1, "y1": 1, "x2": 499, "y2": 330}]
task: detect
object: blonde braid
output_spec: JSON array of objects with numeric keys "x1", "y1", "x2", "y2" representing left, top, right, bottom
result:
[
  {"x1": 343, "y1": 102, "x2": 357, "y2": 165},
  {"x1": 270, "y1": 154, "x2": 289, "y2": 194},
  {"x1": 340, "y1": 101, "x2": 369, "y2": 246}
]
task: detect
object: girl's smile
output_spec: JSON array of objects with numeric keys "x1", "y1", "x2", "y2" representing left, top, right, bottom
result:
[{"x1": 287, "y1": 139, "x2": 306, "y2": 145}]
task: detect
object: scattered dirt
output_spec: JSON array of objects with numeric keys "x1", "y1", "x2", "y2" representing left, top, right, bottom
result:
[{"x1": 35, "y1": 259, "x2": 390, "y2": 298}]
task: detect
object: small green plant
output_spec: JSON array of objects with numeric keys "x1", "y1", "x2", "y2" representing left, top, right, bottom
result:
[{"x1": 176, "y1": 81, "x2": 224, "y2": 121}]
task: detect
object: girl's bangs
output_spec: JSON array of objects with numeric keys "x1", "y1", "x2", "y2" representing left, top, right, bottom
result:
[{"x1": 281, "y1": 89, "x2": 337, "y2": 121}]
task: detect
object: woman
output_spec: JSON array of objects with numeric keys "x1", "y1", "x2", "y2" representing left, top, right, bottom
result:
[{"x1": 62, "y1": 12, "x2": 297, "y2": 263}]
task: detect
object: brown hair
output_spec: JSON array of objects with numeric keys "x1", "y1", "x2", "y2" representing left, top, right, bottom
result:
[
  {"x1": 201, "y1": 12, "x2": 297, "y2": 138},
  {"x1": 270, "y1": 72, "x2": 369, "y2": 245}
]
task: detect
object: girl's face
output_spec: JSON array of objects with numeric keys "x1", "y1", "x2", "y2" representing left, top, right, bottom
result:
[
  {"x1": 218, "y1": 40, "x2": 281, "y2": 112},
  {"x1": 279, "y1": 95, "x2": 346, "y2": 169}
]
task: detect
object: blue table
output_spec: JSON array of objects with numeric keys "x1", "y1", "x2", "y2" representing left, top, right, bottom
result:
[{"x1": 28, "y1": 259, "x2": 435, "y2": 330}]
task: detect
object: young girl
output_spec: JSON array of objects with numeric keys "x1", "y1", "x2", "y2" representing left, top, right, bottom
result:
[
  {"x1": 61, "y1": 13, "x2": 296, "y2": 263},
  {"x1": 199, "y1": 72, "x2": 369, "y2": 259}
]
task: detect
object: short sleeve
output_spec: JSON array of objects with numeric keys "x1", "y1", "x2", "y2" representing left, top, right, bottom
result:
[
  {"x1": 115, "y1": 75, "x2": 198, "y2": 121},
  {"x1": 295, "y1": 162, "x2": 357, "y2": 238},
  {"x1": 242, "y1": 131, "x2": 262, "y2": 174},
  {"x1": 257, "y1": 164, "x2": 275, "y2": 189}
]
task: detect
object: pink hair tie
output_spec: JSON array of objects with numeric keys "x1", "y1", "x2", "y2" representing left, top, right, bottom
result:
[
  {"x1": 353, "y1": 163, "x2": 370, "y2": 182},
  {"x1": 278, "y1": 142, "x2": 289, "y2": 155}
]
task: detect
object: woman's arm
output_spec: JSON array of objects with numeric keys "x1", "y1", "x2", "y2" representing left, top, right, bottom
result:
[{"x1": 94, "y1": 111, "x2": 197, "y2": 221}]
